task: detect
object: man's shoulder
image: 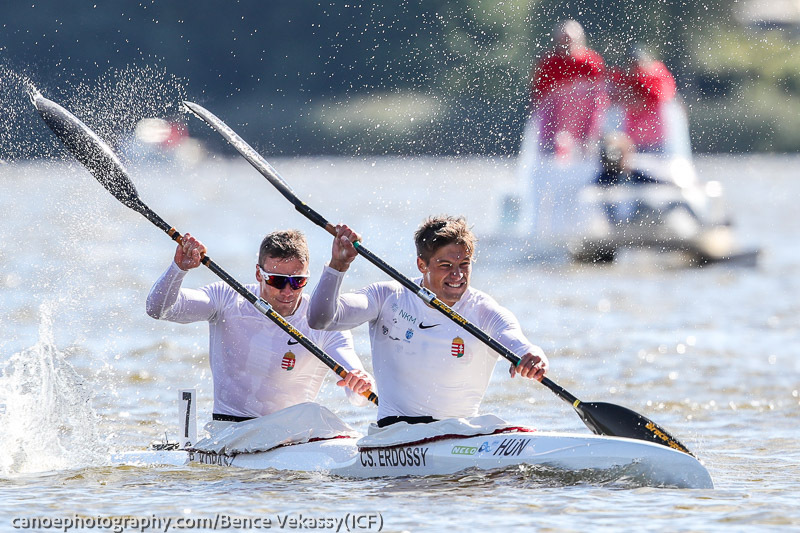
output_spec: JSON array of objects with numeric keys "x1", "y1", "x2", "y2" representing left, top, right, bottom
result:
[
  {"x1": 356, "y1": 279, "x2": 431, "y2": 315},
  {"x1": 203, "y1": 280, "x2": 253, "y2": 304},
  {"x1": 537, "y1": 52, "x2": 568, "y2": 70},
  {"x1": 459, "y1": 286, "x2": 500, "y2": 308},
  {"x1": 459, "y1": 286, "x2": 521, "y2": 328},
  {"x1": 296, "y1": 292, "x2": 318, "y2": 318},
  {"x1": 575, "y1": 48, "x2": 605, "y2": 69},
  {"x1": 358, "y1": 278, "x2": 406, "y2": 297}
]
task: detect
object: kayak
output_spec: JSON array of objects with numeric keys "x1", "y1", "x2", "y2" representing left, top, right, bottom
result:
[
  {"x1": 32, "y1": 92, "x2": 712, "y2": 490},
  {"x1": 112, "y1": 402, "x2": 713, "y2": 489},
  {"x1": 115, "y1": 430, "x2": 713, "y2": 489}
]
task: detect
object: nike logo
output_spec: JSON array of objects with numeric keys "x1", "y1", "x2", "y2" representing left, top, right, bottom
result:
[
  {"x1": 287, "y1": 339, "x2": 299, "y2": 345},
  {"x1": 419, "y1": 323, "x2": 440, "y2": 329}
]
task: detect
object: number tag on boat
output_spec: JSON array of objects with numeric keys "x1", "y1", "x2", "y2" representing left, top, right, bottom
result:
[{"x1": 179, "y1": 389, "x2": 197, "y2": 449}]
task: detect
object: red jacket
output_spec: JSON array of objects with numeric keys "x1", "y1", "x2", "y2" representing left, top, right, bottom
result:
[
  {"x1": 529, "y1": 49, "x2": 607, "y2": 152},
  {"x1": 610, "y1": 60, "x2": 676, "y2": 108},
  {"x1": 610, "y1": 60, "x2": 677, "y2": 149},
  {"x1": 531, "y1": 49, "x2": 606, "y2": 104}
]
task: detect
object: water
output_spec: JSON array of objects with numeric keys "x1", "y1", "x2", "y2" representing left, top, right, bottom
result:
[{"x1": 1, "y1": 154, "x2": 798, "y2": 531}]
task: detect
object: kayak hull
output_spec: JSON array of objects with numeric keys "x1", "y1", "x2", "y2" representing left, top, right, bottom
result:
[{"x1": 114, "y1": 431, "x2": 713, "y2": 489}]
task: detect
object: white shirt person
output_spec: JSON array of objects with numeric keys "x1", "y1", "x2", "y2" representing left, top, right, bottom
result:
[
  {"x1": 146, "y1": 229, "x2": 373, "y2": 421},
  {"x1": 307, "y1": 216, "x2": 547, "y2": 426}
]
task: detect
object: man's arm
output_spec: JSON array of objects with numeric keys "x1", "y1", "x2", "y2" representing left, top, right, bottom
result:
[
  {"x1": 481, "y1": 296, "x2": 548, "y2": 381},
  {"x1": 145, "y1": 262, "x2": 217, "y2": 323},
  {"x1": 307, "y1": 266, "x2": 378, "y2": 330},
  {"x1": 146, "y1": 233, "x2": 217, "y2": 323},
  {"x1": 320, "y1": 329, "x2": 375, "y2": 406},
  {"x1": 307, "y1": 224, "x2": 378, "y2": 330}
]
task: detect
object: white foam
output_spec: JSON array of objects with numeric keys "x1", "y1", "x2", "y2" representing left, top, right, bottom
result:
[{"x1": 0, "y1": 304, "x2": 108, "y2": 475}]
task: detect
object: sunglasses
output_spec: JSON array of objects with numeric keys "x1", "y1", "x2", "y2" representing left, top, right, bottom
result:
[{"x1": 258, "y1": 266, "x2": 309, "y2": 290}]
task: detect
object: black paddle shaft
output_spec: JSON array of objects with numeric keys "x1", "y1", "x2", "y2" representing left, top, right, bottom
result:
[
  {"x1": 183, "y1": 100, "x2": 695, "y2": 455},
  {"x1": 32, "y1": 92, "x2": 377, "y2": 406}
]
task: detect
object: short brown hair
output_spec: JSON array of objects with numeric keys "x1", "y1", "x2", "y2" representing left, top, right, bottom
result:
[
  {"x1": 258, "y1": 230, "x2": 309, "y2": 266},
  {"x1": 414, "y1": 215, "x2": 476, "y2": 263}
]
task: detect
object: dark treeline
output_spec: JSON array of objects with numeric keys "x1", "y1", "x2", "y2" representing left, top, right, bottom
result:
[{"x1": 2, "y1": 1, "x2": 798, "y2": 157}]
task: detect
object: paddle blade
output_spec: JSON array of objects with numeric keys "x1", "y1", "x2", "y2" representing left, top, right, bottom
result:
[
  {"x1": 182, "y1": 101, "x2": 296, "y2": 198},
  {"x1": 574, "y1": 401, "x2": 694, "y2": 456},
  {"x1": 32, "y1": 91, "x2": 144, "y2": 213}
]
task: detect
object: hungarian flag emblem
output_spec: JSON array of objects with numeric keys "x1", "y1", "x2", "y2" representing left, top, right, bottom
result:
[
  {"x1": 451, "y1": 337, "x2": 465, "y2": 358},
  {"x1": 281, "y1": 352, "x2": 296, "y2": 371}
]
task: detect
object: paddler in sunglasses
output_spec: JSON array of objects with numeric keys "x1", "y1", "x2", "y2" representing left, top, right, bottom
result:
[
  {"x1": 308, "y1": 216, "x2": 547, "y2": 428},
  {"x1": 146, "y1": 229, "x2": 374, "y2": 423}
]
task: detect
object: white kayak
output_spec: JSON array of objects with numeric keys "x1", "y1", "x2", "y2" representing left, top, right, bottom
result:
[
  {"x1": 113, "y1": 402, "x2": 713, "y2": 489},
  {"x1": 115, "y1": 431, "x2": 712, "y2": 489}
]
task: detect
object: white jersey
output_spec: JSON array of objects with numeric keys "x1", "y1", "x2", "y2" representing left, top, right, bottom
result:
[
  {"x1": 308, "y1": 266, "x2": 543, "y2": 420},
  {"x1": 146, "y1": 262, "x2": 367, "y2": 418}
]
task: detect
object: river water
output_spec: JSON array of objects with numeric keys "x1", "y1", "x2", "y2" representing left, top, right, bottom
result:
[{"x1": 0, "y1": 154, "x2": 798, "y2": 531}]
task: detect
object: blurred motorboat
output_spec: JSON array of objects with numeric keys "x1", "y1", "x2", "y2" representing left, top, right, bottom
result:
[
  {"x1": 497, "y1": 93, "x2": 759, "y2": 266},
  {"x1": 567, "y1": 152, "x2": 759, "y2": 265},
  {"x1": 119, "y1": 117, "x2": 206, "y2": 167}
]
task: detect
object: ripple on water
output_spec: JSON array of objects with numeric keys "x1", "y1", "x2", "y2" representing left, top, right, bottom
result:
[{"x1": 1, "y1": 155, "x2": 799, "y2": 529}]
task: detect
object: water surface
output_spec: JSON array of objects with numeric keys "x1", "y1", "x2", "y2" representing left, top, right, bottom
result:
[{"x1": 1, "y1": 155, "x2": 798, "y2": 531}]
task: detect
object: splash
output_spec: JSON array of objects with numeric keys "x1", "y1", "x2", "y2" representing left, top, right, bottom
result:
[
  {"x1": 0, "y1": 67, "x2": 42, "y2": 161},
  {"x1": 71, "y1": 64, "x2": 189, "y2": 146},
  {"x1": 1, "y1": 63, "x2": 189, "y2": 161},
  {"x1": 0, "y1": 304, "x2": 108, "y2": 476}
]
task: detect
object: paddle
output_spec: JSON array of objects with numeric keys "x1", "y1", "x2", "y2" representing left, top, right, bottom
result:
[
  {"x1": 31, "y1": 91, "x2": 378, "y2": 406},
  {"x1": 183, "y1": 100, "x2": 694, "y2": 456}
]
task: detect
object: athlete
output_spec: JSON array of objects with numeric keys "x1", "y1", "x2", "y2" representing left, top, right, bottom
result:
[
  {"x1": 307, "y1": 216, "x2": 548, "y2": 427},
  {"x1": 146, "y1": 229, "x2": 373, "y2": 422}
]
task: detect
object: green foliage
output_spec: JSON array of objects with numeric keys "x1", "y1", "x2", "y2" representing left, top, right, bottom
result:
[
  {"x1": 2, "y1": 0, "x2": 798, "y2": 155},
  {"x1": 689, "y1": 26, "x2": 800, "y2": 151}
]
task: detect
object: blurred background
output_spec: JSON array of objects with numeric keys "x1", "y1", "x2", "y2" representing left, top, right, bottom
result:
[{"x1": 2, "y1": 0, "x2": 799, "y2": 159}]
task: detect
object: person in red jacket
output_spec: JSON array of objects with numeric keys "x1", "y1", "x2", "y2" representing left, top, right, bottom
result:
[
  {"x1": 610, "y1": 46, "x2": 677, "y2": 151},
  {"x1": 529, "y1": 20, "x2": 607, "y2": 156}
]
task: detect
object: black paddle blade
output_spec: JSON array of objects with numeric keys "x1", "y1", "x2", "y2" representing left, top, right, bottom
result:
[
  {"x1": 32, "y1": 91, "x2": 144, "y2": 213},
  {"x1": 574, "y1": 401, "x2": 694, "y2": 456}
]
